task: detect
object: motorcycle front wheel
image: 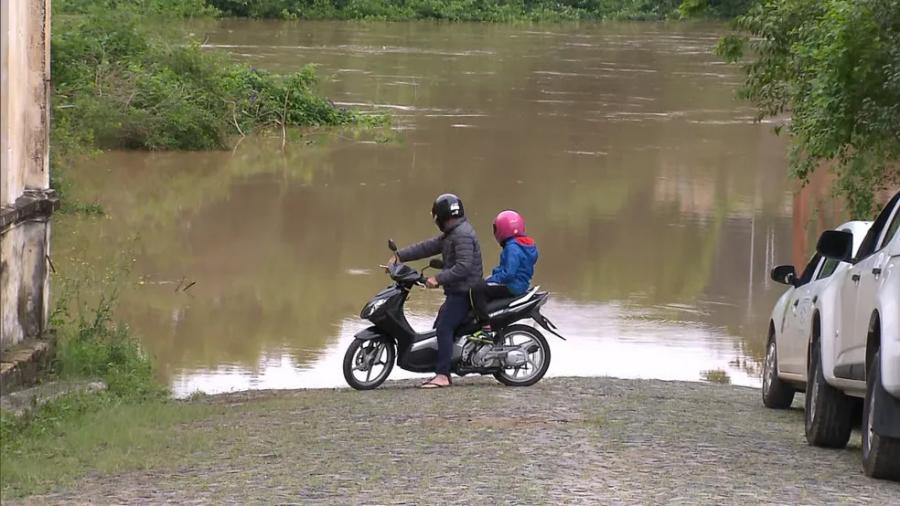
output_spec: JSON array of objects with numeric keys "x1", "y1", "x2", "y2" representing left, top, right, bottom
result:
[
  {"x1": 343, "y1": 337, "x2": 395, "y2": 390},
  {"x1": 493, "y1": 324, "x2": 551, "y2": 387}
]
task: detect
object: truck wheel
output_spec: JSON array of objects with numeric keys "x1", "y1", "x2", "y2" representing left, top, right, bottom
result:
[
  {"x1": 862, "y1": 350, "x2": 900, "y2": 480},
  {"x1": 762, "y1": 338, "x2": 795, "y2": 409},
  {"x1": 805, "y1": 340, "x2": 852, "y2": 448}
]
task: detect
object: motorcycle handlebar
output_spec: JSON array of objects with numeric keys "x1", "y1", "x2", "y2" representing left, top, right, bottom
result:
[{"x1": 378, "y1": 262, "x2": 429, "y2": 287}]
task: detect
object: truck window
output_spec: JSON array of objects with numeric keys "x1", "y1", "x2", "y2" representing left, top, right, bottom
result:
[
  {"x1": 879, "y1": 202, "x2": 900, "y2": 250},
  {"x1": 854, "y1": 192, "x2": 900, "y2": 262},
  {"x1": 798, "y1": 254, "x2": 822, "y2": 286},
  {"x1": 816, "y1": 257, "x2": 840, "y2": 280}
]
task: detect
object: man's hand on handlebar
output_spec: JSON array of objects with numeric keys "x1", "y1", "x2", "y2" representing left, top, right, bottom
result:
[{"x1": 425, "y1": 276, "x2": 440, "y2": 289}]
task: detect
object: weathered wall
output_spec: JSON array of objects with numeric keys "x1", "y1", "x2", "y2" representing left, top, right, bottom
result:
[
  {"x1": 1, "y1": 217, "x2": 52, "y2": 344},
  {"x1": 1, "y1": 0, "x2": 55, "y2": 349},
  {"x1": 1, "y1": 0, "x2": 51, "y2": 204}
]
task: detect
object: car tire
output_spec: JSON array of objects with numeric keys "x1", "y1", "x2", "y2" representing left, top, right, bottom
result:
[
  {"x1": 762, "y1": 337, "x2": 795, "y2": 409},
  {"x1": 862, "y1": 350, "x2": 900, "y2": 480},
  {"x1": 805, "y1": 339, "x2": 853, "y2": 448}
]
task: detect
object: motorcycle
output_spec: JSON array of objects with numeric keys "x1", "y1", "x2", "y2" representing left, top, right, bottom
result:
[{"x1": 342, "y1": 239, "x2": 564, "y2": 390}]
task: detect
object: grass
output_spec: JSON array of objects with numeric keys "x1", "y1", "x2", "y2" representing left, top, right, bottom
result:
[
  {"x1": 0, "y1": 399, "x2": 223, "y2": 498},
  {"x1": 50, "y1": 4, "x2": 390, "y2": 158},
  {"x1": 0, "y1": 267, "x2": 207, "y2": 499},
  {"x1": 60, "y1": 201, "x2": 105, "y2": 216},
  {"x1": 50, "y1": 171, "x2": 105, "y2": 216},
  {"x1": 55, "y1": 0, "x2": 754, "y2": 22},
  {"x1": 701, "y1": 368, "x2": 731, "y2": 384},
  {"x1": 206, "y1": 0, "x2": 745, "y2": 21}
]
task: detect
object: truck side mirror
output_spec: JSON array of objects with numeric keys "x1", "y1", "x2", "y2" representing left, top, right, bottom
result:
[
  {"x1": 817, "y1": 230, "x2": 853, "y2": 263},
  {"x1": 770, "y1": 265, "x2": 797, "y2": 286}
]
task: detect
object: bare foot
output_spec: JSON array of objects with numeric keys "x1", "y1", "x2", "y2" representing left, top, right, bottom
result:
[{"x1": 421, "y1": 374, "x2": 451, "y2": 388}]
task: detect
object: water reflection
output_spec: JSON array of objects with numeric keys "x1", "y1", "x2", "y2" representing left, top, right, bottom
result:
[
  {"x1": 173, "y1": 299, "x2": 759, "y2": 396},
  {"x1": 56, "y1": 20, "x2": 804, "y2": 395}
]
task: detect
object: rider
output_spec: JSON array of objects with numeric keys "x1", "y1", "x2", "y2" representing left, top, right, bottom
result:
[
  {"x1": 470, "y1": 210, "x2": 538, "y2": 339},
  {"x1": 390, "y1": 194, "x2": 483, "y2": 389}
]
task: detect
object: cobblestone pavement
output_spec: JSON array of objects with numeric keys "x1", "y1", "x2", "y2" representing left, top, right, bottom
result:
[{"x1": 23, "y1": 377, "x2": 900, "y2": 504}]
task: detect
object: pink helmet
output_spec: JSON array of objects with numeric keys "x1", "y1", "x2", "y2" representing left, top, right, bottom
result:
[{"x1": 493, "y1": 210, "x2": 525, "y2": 244}]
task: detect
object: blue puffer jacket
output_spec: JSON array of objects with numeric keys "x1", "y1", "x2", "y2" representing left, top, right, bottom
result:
[{"x1": 487, "y1": 236, "x2": 538, "y2": 296}]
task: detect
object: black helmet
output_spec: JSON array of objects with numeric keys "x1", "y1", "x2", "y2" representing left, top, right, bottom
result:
[{"x1": 432, "y1": 193, "x2": 464, "y2": 230}]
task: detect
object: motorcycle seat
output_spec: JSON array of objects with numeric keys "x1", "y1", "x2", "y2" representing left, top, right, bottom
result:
[
  {"x1": 482, "y1": 286, "x2": 541, "y2": 313},
  {"x1": 485, "y1": 296, "x2": 518, "y2": 313}
]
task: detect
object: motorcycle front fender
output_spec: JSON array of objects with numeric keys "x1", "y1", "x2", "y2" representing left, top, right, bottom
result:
[{"x1": 354, "y1": 326, "x2": 385, "y2": 342}]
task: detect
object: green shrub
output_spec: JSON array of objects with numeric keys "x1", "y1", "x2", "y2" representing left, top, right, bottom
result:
[
  {"x1": 51, "y1": 6, "x2": 384, "y2": 152},
  {"x1": 58, "y1": 0, "x2": 753, "y2": 22},
  {"x1": 0, "y1": 267, "x2": 166, "y2": 482},
  {"x1": 48, "y1": 268, "x2": 166, "y2": 400},
  {"x1": 719, "y1": 0, "x2": 900, "y2": 217},
  {"x1": 56, "y1": 0, "x2": 220, "y2": 17},
  {"x1": 679, "y1": 0, "x2": 754, "y2": 18},
  {"x1": 207, "y1": 0, "x2": 702, "y2": 21},
  {"x1": 54, "y1": 299, "x2": 160, "y2": 399}
]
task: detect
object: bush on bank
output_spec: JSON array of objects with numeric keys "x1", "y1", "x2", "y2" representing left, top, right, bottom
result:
[
  {"x1": 56, "y1": 0, "x2": 220, "y2": 17},
  {"x1": 57, "y1": 0, "x2": 754, "y2": 21},
  {"x1": 207, "y1": 0, "x2": 685, "y2": 21},
  {"x1": 718, "y1": 0, "x2": 900, "y2": 217},
  {"x1": 0, "y1": 267, "x2": 171, "y2": 497},
  {"x1": 51, "y1": 5, "x2": 384, "y2": 155}
]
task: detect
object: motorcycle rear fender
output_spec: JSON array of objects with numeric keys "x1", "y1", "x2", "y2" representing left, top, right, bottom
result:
[
  {"x1": 354, "y1": 326, "x2": 385, "y2": 341},
  {"x1": 530, "y1": 304, "x2": 565, "y2": 340}
]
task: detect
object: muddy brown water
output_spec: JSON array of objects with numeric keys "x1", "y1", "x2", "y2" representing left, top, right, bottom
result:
[{"x1": 57, "y1": 20, "x2": 808, "y2": 396}]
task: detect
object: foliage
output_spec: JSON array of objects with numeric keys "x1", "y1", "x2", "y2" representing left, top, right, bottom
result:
[
  {"x1": 701, "y1": 368, "x2": 731, "y2": 384},
  {"x1": 52, "y1": 295, "x2": 161, "y2": 398},
  {"x1": 55, "y1": 0, "x2": 752, "y2": 21},
  {"x1": 0, "y1": 399, "x2": 218, "y2": 498},
  {"x1": 51, "y1": 171, "x2": 105, "y2": 216},
  {"x1": 678, "y1": 0, "x2": 754, "y2": 18},
  {"x1": 0, "y1": 261, "x2": 177, "y2": 498},
  {"x1": 40, "y1": 255, "x2": 165, "y2": 400},
  {"x1": 50, "y1": 6, "x2": 385, "y2": 153},
  {"x1": 208, "y1": 0, "x2": 699, "y2": 21},
  {"x1": 717, "y1": 0, "x2": 900, "y2": 217},
  {"x1": 55, "y1": 0, "x2": 220, "y2": 17}
]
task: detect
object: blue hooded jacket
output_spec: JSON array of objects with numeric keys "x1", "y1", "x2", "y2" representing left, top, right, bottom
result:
[{"x1": 487, "y1": 236, "x2": 539, "y2": 296}]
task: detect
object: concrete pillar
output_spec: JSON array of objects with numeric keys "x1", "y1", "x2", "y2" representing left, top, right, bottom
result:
[{"x1": 1, "y1": 0, "x2": 57, "y2": 349}]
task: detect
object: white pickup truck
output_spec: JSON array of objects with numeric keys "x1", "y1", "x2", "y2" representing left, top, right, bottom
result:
[
  {"x1": 816, "y1": 190, "x2": 900, "y2": 480},
  {"x1": 762, "y1": 222, "x2": 870, "y2": 435}
]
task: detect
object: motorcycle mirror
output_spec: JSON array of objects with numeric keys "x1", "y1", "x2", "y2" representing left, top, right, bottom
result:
[
  {"x1": 429, "y1": 258, "x2": 444, "y2": 270},
  {"x1": 388, "y1": 239, "x2": 398, "y2": 252}
]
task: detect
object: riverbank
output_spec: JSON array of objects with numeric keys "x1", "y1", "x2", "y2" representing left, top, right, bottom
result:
[
  {"x1": 6, "y1": 377, "x2": 899, "y2": 502},
  {"x1": 58, "y1": 0, "x2": 751, "y2": 22}
]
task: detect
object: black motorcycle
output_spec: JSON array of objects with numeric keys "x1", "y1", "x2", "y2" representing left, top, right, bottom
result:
[{"x1": 342, "y1": 240, "x2": 564, "y2": 390}]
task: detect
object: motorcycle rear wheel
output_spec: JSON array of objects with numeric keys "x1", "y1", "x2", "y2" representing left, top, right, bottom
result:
[
  {"x1": 493, "y1": 324, "x2": 551, "y2": 387},
  {"x1": 343, "y1": 337, "x2": 395, "y2": 390}
]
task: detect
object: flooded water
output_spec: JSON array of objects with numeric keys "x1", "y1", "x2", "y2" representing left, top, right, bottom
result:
[{"x1": 58, "y1": 20, "x2": 805, "y2": 396}]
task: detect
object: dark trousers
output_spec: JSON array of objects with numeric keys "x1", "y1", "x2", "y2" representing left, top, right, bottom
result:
[
  {"x1": 434, "y1": 293, "x2": 471, "y2": 375},
  {"x1": 470, "y1": 280, "x2": 513, "y2": 325}
]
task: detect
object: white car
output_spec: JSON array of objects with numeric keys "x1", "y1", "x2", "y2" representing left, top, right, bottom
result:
[
  {"x1": 817, "y1": 190, "x2": 900, "y2": 480},
  {"x1": 762, "y1": 221, "x2": 872, "y2": 416}
]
